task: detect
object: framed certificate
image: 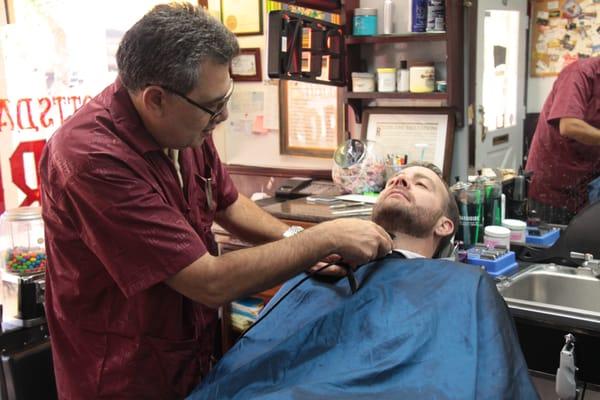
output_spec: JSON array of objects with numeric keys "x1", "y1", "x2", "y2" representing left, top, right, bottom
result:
[
  {"x1": 279, "y1": 80, "x2": 344, "y2": 158},
  {"x1": 362, "y1": 108, "x2": 455, "y2": 181},
  {"x1": 231, "y1": 48, "x2": 262, "y2": 82},
  {"x1": 220, "y1": 0, "x2": 263, "y2": 36}
]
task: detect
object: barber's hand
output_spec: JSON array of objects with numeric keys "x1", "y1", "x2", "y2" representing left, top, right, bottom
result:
[
  {"x1": 307, "y1": 254, "x2": 347, "y2": 277},
  {"x1": 319, "y1": 218, "x2": 393, "y2": 267}
]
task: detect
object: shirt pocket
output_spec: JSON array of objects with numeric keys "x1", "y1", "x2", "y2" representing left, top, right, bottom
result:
[{"x1": 193, "y1": 173, "x2": 218, "y2": 225}]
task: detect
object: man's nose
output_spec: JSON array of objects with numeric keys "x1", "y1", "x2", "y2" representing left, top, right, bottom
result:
[
  {"x1": 390, "y1": 175, "x2": 409, "y2": 188},
  {"x1": 216, "y1": 106, "x2": 229, "y2": 124}
]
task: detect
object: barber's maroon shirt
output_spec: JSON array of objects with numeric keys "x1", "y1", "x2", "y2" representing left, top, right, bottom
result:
[
  {"x1": 39, "y1": 79, "x2": 238, "y2": 399},
  {"x1": 526, "y1": 57, "x2": 600, "y2": 212}
]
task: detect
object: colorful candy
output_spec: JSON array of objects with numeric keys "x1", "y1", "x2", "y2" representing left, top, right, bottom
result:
[
  {"x1": 2, "y1": 247, "x2": 46, "y2": 275},
  {"x1": 332, "y1": 160, "x2": 386, "y2": 194}
]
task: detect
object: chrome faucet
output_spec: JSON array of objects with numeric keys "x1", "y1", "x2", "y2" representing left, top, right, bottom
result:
[{"x1": 570, "y1": 252, "x2": 600, "y2": 278}]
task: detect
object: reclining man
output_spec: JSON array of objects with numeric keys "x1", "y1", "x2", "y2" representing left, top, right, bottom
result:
[{"x1": 188, "y1": 162, "x2": 538, "y2": 399}]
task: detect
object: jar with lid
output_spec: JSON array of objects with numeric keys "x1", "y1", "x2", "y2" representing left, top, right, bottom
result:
[
  {"x1": 0, "y1": 207, "x2": 46, "y2": 276},
  {"x1": 409, "y1": 61, "x2": 435, "y2": 93},
  {"x1": 353, "y1": 8, "x2": 378, "y2": 36},
  {"x1": 332, "y1": 140, "x2": 386, "y2": 194}
]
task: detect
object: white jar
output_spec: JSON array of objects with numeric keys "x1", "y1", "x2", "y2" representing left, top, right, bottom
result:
[
  {"x1": 351, "y1": 72, "x2": 375, "y2": 92},
  {"x1": 483, "y1": 225, "x2": 511, "y2": 250},
  {"x1": 377, "y1": 68, "x2": 396, "y2": 92},
  {"x1": 502, "y1": 219, "x2": 527, "y2": 243},
  {"x1": 409, "y1": 63, "x2": 435, "y2": 93}
]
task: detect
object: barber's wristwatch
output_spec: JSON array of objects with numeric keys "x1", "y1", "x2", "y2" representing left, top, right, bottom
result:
[{"x1": 283, "y1": 225, "x2": 304, "y2": 238}]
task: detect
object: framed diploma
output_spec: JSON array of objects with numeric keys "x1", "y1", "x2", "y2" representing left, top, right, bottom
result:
[
  {"x1": 231, "y1": 48, "x2": 262, "y2": 82},
  {"x1": 362, "y1": 108, "x2": 455, "y2": 181},
  {"x1": 279, "y1": 80, "x2": 344, "y2": 158},
  {"x1": 220, "y1": 0, "x2": 263, "y2": 36}
]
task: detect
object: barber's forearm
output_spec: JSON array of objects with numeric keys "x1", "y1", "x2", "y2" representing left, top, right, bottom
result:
[
  {"x1": 559, "y1": 118, "x2": 600, "y2": 145},
  {"x1": 216, "y1": 195, "x2": 289, "y2": 244},
  {"x1": 167, "y1": 226, "x2": 335, "y2": 307}
]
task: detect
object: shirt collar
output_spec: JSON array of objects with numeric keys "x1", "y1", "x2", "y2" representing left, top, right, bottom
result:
[
  {"x1": 393, "y1": 248, "x2": 426, "y2": 259},
  {"x1": 107, "y1": 78, "x2": 162, "y2": 155}
]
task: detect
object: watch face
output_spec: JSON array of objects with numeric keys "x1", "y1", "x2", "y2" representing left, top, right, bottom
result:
[{"x1": 284, "y1": 226, "x2": 304, "y2": 238}]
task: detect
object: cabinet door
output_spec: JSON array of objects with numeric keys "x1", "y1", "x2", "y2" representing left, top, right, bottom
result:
[{"x1": 474, "y1": 0, "x2": 527, "y2": 170}]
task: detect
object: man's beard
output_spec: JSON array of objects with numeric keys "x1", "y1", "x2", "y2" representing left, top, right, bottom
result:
[{"x1": 372, "y1": 198, "x2": 442, "y2": 238}]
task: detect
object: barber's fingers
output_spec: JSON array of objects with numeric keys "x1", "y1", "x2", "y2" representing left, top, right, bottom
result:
[
  {"x1": 307, "y1": 261, "x2": 347, "y2": 276},
  {"x1": 372, "y1": 223, "x2": 394, "y2": 258}
]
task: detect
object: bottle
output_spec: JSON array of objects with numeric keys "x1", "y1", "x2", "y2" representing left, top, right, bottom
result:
[
  {"x1": 426, "y1": 0, "x2": 446, "y2": 32},
  {"x1": 383, "y1": 0, "x2": 394, "y2": 35},
  {"x1": 411, "y1": 0, "x2": 427, "y2": 32},
  {"x1": 396, "y1": 60, "x2": 409, "y2": 92}
]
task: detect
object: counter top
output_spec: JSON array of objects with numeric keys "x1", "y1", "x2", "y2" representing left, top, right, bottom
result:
[{"x1": 261, "y1": 197, "x2": 371, "y2": 224}]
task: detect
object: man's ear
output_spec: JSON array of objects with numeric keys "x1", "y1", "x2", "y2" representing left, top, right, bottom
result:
[
  {"x1": 434, "y1": 216, "x2": 454, "y2": 238},
  {"x1": 141, "y1": 87, "x2": 167, "y2": 117}
]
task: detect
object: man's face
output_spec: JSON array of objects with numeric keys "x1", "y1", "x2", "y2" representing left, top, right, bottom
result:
[
  {"x1": 154, "y1": 60, "x2": 232, "y2": 149},
  {"x1": 372, "y1": 166, "x2": 447, "y2": 238}
]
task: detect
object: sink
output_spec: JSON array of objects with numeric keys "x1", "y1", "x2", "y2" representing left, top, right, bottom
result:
[{"x1": 498, "y1": 263, "x2": 600, "y2": 332}]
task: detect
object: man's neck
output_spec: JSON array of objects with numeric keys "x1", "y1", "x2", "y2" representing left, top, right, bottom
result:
[{"x1": 391, "y1": 232, "x2": 436, "y2": 258}]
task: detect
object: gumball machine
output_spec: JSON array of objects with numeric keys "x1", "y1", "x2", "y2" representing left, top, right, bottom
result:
[{"x1": 0, "y1": 207, "x2": 47, "y2": 326}]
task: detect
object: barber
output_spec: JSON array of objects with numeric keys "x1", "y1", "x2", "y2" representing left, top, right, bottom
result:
[
  {"x1": 39, "y1": 4, "x2": 392, "y2": 399},
  {"x1": 526, "y1": 56, "x2": 600, "y2": 224}
]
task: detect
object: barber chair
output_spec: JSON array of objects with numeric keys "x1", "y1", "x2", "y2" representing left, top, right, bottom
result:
[
  {"x1": 0, "y1": 322, "x2": 56, "y2": 400},
  {"x1": 517, "y1": 200, "x2": 600, "y2": 266}
]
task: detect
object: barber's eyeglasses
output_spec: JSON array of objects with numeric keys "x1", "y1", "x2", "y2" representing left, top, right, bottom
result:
[{"x1": 155, "y1": 80, "x2": 234, "y2": 124}]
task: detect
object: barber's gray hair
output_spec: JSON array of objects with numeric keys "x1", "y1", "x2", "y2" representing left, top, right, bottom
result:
[{"x1": 116, "y1": 3, "x2": 239, "y2": 93}]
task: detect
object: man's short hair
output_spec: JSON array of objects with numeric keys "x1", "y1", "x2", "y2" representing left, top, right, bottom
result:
[
  {"x1": 116, "y1": 3, "x2": 239, "y2": 93},
  {"x1": 400, "y1": 161, "x2": 459, "y2": 257}
]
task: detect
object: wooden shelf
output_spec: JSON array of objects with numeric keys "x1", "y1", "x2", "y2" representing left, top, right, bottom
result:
[
  {"x1": 345, "y1": 91, "x2": 448, "y2": 100},
  {"x1": 269, "y1": 0, "x2": 341, "y2": 13},
  {"x1": 346, "y1": 33, "x2": 447, "y2": 45}
]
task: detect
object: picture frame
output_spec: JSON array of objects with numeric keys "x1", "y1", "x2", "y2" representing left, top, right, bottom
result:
[
  {"x1": 361, "y1": 107, "x2": 455, "y2": 181},
  {"x1": 279, "y1": 80, "x2": 344, "y2": 158},
  {"x1": 231, "y1": 48, "x2": 262, "y2": 82},
  {"x1": 220, "y1": 0, "x2": 263, "y2": 36}
]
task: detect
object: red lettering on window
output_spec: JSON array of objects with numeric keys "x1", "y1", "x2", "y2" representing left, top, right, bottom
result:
[
  {"x1": 38, "y1": 97, "x2": 54, "y2": 128},
  {"x1": 0, "y1": 99, "x2": 15, "y2": 131},
  {"x1": 16, "y1": 98, "x2": 39, "y2": 132},
  {"x1": 9, "y1": 140, "x2": 46, "y2": 206}
]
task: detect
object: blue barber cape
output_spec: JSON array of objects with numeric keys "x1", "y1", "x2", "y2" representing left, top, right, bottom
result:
[{"x1": 188, "y1": 254, "x2": 538, "y2": 399}]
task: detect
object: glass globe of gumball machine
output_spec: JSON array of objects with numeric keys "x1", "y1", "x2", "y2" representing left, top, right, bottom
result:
[
  {"x1": 332, "y1": 139, "x2": 386, "y2": 194},
  {"x1": 0, "y1": 207, "x2": 47, "y2": 327}
]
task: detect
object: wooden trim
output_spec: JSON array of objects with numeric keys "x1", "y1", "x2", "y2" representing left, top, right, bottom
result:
[
  {"x1": 445, "y1": 0, "x2": 464, "y2": 128},
  {"x1": 467, "y1": 0, "x2": 477, "y2": 168},
  {"x1": 346, "y1": 32, "x2": 446, "y2": 44},
  {"x1": 225, "y1": 164, "x2": 333, "y2": 180}
]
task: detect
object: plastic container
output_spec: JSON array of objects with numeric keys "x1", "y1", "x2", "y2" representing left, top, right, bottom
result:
[
  {"x1": 397, "y1": 60, "x2": 409, "y2": 92},
  {"x1": 435, "y1": 80, "x2": 447, "y2": 92},
  {"x1": 466, "y1": 249, "x2": 518, "y2": 277},
  {"x1": 377, "y1": 68, "x2": 396, "y2": 92},
  {"x1": 351, "y1": 72, "x2": 375, "y2": 92},
  {"x1": 502, "y1": 219, "x2": 527, "y2": 243},
  {"x1": 0, "y1": 207, "x2": 46, "y2": 276},
  {"x1": 484, "y1": 225, "x2": 511, "y2": 250},
  {"x1": 409, "y1": 62, "x2": 435, "y2": 93},
  {"x1": 353, "y1": 8, "x2": 377, "y2": 36}
]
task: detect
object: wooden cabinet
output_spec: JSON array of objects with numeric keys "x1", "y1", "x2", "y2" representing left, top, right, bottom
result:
[{"x1": 268, "y1": 0, "x2": 464, "y2": 126}]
